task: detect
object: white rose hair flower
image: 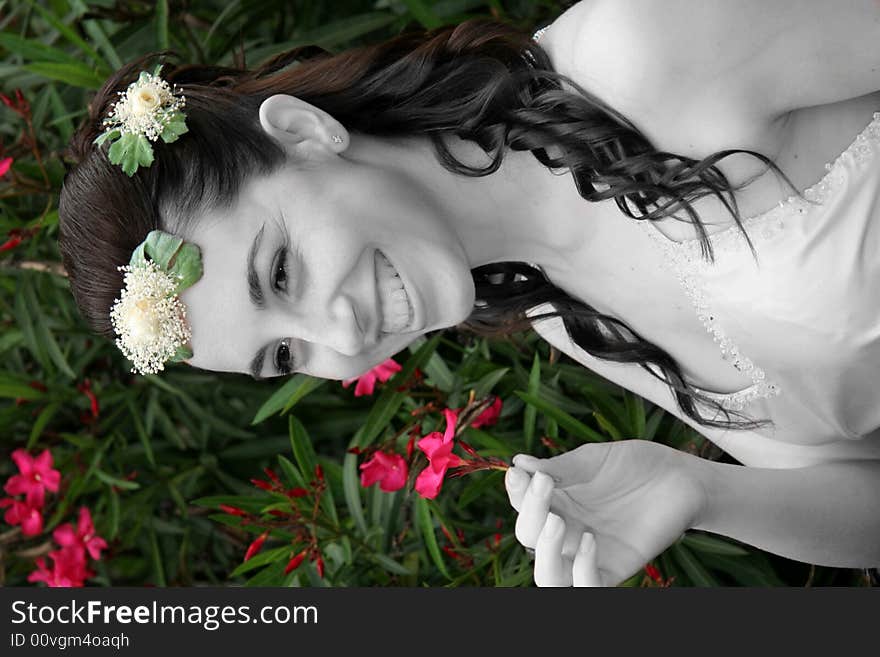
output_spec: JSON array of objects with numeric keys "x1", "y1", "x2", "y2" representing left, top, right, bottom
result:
[
  {"x1": 110, "y1": 261, "x2": 190, "y2": 375},
  {"x1": 94, "y1": 68, "x2": 188, "y2": 176},
  {"x1": 109, "y1": 230, "x2": 203, "y2": 375}
]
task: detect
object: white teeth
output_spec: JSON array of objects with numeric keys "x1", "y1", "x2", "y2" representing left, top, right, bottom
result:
[{"x1": 376, "y1": 251, "x2": 413, "y2": 334}]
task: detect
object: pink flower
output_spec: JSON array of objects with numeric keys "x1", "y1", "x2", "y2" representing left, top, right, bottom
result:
[
  {"x1": 28, "y1": 548, "x2": 92, "y2": 588},
  {"x1": 28, "y1": 557, "x2": 76, "y2": 588},
  {"x1": 342, "y1": 358, "x2": 402, "y2": 396},
  {"x1": 414, "y1": 409, "x2": 462, "y2": 499},
  {"x1": 359, "y1": 451, "x2": 408, "y2": 492},
  {"x1": 414, "y1": 465, "x2": 447, "y2": 499},
  {"x1": 470, "y1": 396, "x2": 503, "y2": 428},
  {"x1": 53, "y1": 507, "x2": 107, "y2": 561},
  {"x1": 4, "y1": 449, "x2": 61, "y2": 508},
  {"x1": 0, "y1": 157, "x2": 12, "y2": 177},
  {"x1": 0, "y1": 498, "x2": 43, "y2": 536}
]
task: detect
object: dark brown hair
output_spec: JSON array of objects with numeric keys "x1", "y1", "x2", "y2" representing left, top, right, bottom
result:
[{"x1": 59, "y1": 19, "x2": 793, "y2": 429}]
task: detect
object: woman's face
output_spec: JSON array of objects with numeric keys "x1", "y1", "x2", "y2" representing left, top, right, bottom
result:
[{"x1": 178, "y1": 112, "x2": 475, "y2": 381}]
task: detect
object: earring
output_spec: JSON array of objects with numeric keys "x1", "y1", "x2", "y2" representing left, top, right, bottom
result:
[{"x1": 331, "y1": 134, "x2": 343, "y2": 144}]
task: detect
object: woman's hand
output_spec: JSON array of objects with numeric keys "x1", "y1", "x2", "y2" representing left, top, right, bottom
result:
[{"x1": 505, "y1": 440, "x2": 708, "y2": 586}]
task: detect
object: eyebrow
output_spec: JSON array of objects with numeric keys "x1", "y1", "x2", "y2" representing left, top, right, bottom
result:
[
  {"x1": 247, "y1": 223, "x2": 267, "y2": 380},
  {"x1": 247, "y1": 222, "x2": 266, "y2": 309}
]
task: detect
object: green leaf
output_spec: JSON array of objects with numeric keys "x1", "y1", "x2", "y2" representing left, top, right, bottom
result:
[
  {"x1": 32, "y1": 318, "x2": 75, "y2": 379},
  {"x1": 160, "y1": 114, "x2": 188, "y2": 144},
  {"x1": 108, "y1": 132, "x2": 154, "y2": 177},
  {"x1": 242, "y1": 13, "x2": 396, "y2": 64},
  {"x1": 471, "y1": 367, "x2": 509, "y2": 398},
  {"x1": 370, "y1": 553, "x2": 413, "y2": 576},
  {"x1": 0, "y1": 329, "x2": 23, "y2": 356},
  {"x1": 167, "y1": 241, "x2": 201, "y2": 292},
  {"x1": 0, "y1": 32, "x2": 84, "y2": 65},
  {"x1": 277, "y1": 455, "x2": 306, "y2": 489},
  {"x1": 643, "y1": 407, "x2": 666, "y2": 441},
  {"x1": 252, "y1": 374, "x2": 325, "y2": 424},
  {"x1": 681, "y1": 532, "x2": 750, "y2": 557},
  {"x1": 192, "y1": 495, "x2": 267, "y2": 513},
  {"x1": 624, "y1": 391, "x2": 646, "y2": 437},
  {"x1": 94, "y1": 129, "x2": 120, "y2": 147},
  {"x1": 524, "y1": 353, "x2": 540, "y2": 452},
  {"x1": 108, "y1": 489, "x2": 120, "y2": 540},
  {"x1": 81, "y1": 22, "x2": 121, "y2": 71},
  {"x1": 27, "y1": 402, "x2": 60, "y2": 449},
  {"x1": 171, "y1": 345, "x2": 192, "y2": 362},
  {"x1": 25, "y1": 1, "x2": 104, "y2": 65},
  {"x1": 23, "y1": 62, "x2": 104, "y2": 89},
  {"x1": 0, "y1": 378, "x2": 45, "y2": 401},
  {"x1": 131, "y1": 230, "x2": 203, "y2": 292},
  {"x1": 593, "y1": 411, "x2": 623, "y2": 440},
  {"x1": 94, "y1": 469, "x2": 141, "y2": 490},
  {"x1": 423, "y1": 351, "x2": 454, "y2": 392},
  {"x1": 414, "y1": 496, "x2": 451, "y2": 580},
  {"x1": 133, "y1": 230, "x2": 178, "y2": 270},
  {"x1": 697, "y1": 552, "x2": 785, "y2": 586},
  {"x1": 229, "y1": 546, "x2": 290, "y2": 578},
  {"x1": 515, "y1": 392, "x2": 606, "y2": 443},
  {"x1": 668, "y1": 541, "x2": 720, "y2": 586},
  {"x1": 400, "y1": 0, "x2": 444, "y2": 28},
  {"x1": 156, "y1": 0, "x2": 170, "y2": 50},
  {"x1": 288, "y1": 416, "x2": 318, "y2": 480},
  {"x1": 342, "y1": 451, "x2": 367, "y2": 536},
  {"x1": 147, "y1": 523, "x2": 166, "y2": 586},
  {"x1": 245, "y1": 560, "x2": 289, "y2": 586},
  {"x1": 458, "y1": 469, "x2": 504, "y2": 508}
]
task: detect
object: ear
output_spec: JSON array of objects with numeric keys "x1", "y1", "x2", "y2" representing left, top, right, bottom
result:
[{"x1": 258, "y1": 94, "x2": 349, "y2": 158}]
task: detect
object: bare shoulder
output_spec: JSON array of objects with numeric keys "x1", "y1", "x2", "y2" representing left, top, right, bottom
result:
[{"x1": 542, "y1": 0, "x2": 880, "y2": 155}]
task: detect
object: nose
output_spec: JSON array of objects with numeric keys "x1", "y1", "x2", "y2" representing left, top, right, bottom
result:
[{"x1": 261, "y1": 291, "x2": 365, "y2": 357}]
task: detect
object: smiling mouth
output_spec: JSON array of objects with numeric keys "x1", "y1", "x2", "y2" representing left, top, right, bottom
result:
[{"x1": 375, "y1": 250, "x2": 414, "y2": 334}]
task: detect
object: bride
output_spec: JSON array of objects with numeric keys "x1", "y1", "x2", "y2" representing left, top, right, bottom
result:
[{"x1": 58, "y1": 0, "x2": 880, "y2": 586}]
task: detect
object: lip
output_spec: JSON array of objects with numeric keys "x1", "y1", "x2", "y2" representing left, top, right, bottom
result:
[{"x1": 374, "y1": 248, "x2": 420, "y2": 339}]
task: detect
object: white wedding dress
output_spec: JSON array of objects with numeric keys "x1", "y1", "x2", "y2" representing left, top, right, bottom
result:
[{"x1": 530, "y1": 108, "x2": 880, "y2": 468}]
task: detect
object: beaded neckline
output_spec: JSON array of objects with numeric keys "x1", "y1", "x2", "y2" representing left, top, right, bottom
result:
[
  {"x1": 649, "y1": 111, "x2": 880, "y2": 252},
  {"x1": 640, "y1": 110, "x2": 880, "y2": 410}
]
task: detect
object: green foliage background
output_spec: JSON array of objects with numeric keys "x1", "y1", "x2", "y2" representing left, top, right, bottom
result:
[{"x1": 0, "y1": 0, "x2": 871, "y2": 587}]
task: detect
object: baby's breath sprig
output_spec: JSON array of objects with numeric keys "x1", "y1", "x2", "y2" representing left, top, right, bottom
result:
[
  {"x1": 109, "y1": 230, "x2": 203, "y2": 375},
  {"x1": 94, "y1": 68, "x2": 187, "y2": 176}
]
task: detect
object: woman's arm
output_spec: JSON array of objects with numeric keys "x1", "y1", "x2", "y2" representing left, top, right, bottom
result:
[
  {"x1": 692, "y1": 457, "x2": 880, "y2": 567},
  {"x1": 552, "y1": 0, "x2": 880, "y2": 128},
  {"x1": 528, "y1": 309, "x2": 880, "y2": 572}
]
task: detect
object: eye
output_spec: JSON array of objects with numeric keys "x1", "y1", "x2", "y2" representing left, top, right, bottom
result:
[
  {"x1": 275, "y1": 338, "x2": 292, "y2": 375},
  {"x1": 271, "y1": 248, "x2": 289, "y2": 293}
]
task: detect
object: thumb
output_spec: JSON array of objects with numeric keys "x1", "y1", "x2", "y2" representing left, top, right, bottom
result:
[{"x1": 512, "y1": 442, "x2": 612, "y2": 487}]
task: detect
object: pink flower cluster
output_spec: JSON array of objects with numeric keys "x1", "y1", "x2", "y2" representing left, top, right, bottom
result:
[
  {"x1": 1, "y1": 449, "x2": 60, "y2": 537},
  {"x1": 29, "y1": 507, "x2": 107, "y2": 587},
  {"x1": 357, "y1": 388, "x2": 506, "y2": 500},
  {"x1": 1, "y1": 449, "x2": 107, "y2": 587}
]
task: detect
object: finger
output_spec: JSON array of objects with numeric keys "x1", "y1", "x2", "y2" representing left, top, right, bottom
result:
[
  {"x1": 504, "y1": 466, "x2": 531, "y2": 513},
  {"x1": 514, "y1": 470, "x2": 554, "y2": 549},
  {"x1": 513, "y1": 443, "x2": 612, "y2": 486},
  {"x1": 572, "y1": 532, "x2": 602, "y2": 587},
  {"x1": 534, "y1": 513, "x2": 572, "y2": 587}
]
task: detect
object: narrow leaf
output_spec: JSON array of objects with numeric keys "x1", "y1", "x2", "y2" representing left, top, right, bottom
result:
[
  {"x1": 414, "y1": 495, "x2": 451, "y2": 580},
  {"x1": 515, "y1": 392, "x2": 606, "y2": 442},
  {"x1": 23, "y1": 62, "x2": 104, "y2": 89},
  {"x1": 156, "y1": 0, "x2": 170, "y2": 50}
]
